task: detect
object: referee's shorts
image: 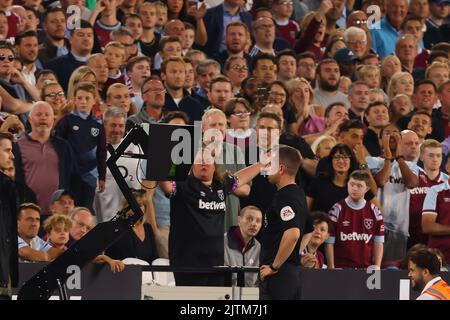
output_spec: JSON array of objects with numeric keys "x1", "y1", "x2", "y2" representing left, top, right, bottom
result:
[{"x1": 259, "y1": 263, "x2": 301, "y2": 300}]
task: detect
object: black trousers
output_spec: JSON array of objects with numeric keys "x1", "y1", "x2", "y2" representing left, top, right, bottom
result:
[{"x1": 259, "y1": 263, "x2": 301, "y2": 300}]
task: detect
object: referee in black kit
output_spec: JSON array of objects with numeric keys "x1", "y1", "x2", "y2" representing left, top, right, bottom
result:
[{"x1": 259, "y1": 145, "x2": 312, "y2": 300}]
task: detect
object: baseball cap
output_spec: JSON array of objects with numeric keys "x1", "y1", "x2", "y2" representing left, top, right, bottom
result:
[
  {"x1": 50, "y1": 189, "x2": 75, "y2": 204},
  {"x1": 429, "y1": 0, "x2": 450, "y2": 4},
  {"x1": 333, "y1": 48, "x2": 359, "y2": 63}
]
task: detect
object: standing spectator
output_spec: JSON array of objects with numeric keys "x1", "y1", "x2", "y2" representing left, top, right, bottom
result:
[
  {"x1": 224, "y1": 98, "x2": 253, "y2": 151},
  {"x1": 294, "y1": 1, "x2": 331, "y2": 60},
  {"x1": 126, "y1": 77, "x2": 166, "y2": 131},
  {"x1": 370, "y1": 0, "x2": 409, "y2": 59},
  {"x1": 138, "y1": 2, "x2": 161, "y2": 60},
  {"x1": 389, "y1": 94, "x2": 413, "y2": 124},
  {"x1": 224, "y1": 206, "x2": 262, "y2": 287},
  {"x1": 224, "y1": 56, "x2": 249, "y2": 95},
  {"x1": 344, "y1": 26, "x2": 368, "y2": 60},
  {"x1": 87, "y1": 53, "x2": 109, "y2": 97},
  {"x1": 259, "y1": 145, "x2": 312, "y2": 300},
  {"x1": 207, "y1": 76, "x2": 234, "y2": 111},
  {"x1": 38, "y1": 7, "x2": 69, "y2": 65},
  {"x1": 15, "y1": 30, "x2": 41, "y2": 86},
  {"x1": 45, "y1": 20, "x2": 95, "y2": 92},
  {"x1": 89, "y1": 0, "x2": 122, "y2": 48},
  {"x1": 424, "y1": 0, "x2": 450, "y2": 49},
  {"x1": 40, "y1": 80, "x2": 67, "y2": 125},
  {"x1": 93, "y1": 107, "x2": 143, "y2": 222},
  {"x1": 103, "y1": 41, "x2": 127, "y2": 92},
  {"x1": 0, "y1": 132, "x2": 18, "y2": 299},
  {"x1": 213, "y1": 21, "x2": 251, "y2": 70},
  {"x1": 43, "y1": 214, "x2": 72, "y2": 251},
  {"x1": 55, "y1": 83, "x2": 106, "y2": 209},
  {"x1": 13, "y1": 102, "x2": 77, "y2": 215},
  {"x1": 249, "y1": 17, "x2": 278, "y2": 57},
  {"x1": 367, "y1": 129, "x2": 420, "y2": 263},
  {"x1": 272, "y1": 0, "x2": 300, "y2": 48},
  {"x1": 310, "y1": 135, "x2": 337, "y2": 160},
  {"x1": 17, "y1": 203, "x2": 63, "y2": 262},
  {"x1": 408, "y1": 248, "x2": 450, "y2": 299},
  {"x1": 387, "y1": 71, "x2": 415, "y2": 101},
  {"x1": 106, "y1": 83, "x2": 137, "y2": 117},
  {"x1": 325, "y1": 170, "x2": 385, "y2": 269},
  {"x1": 313, "y1": 59, "x2": 350, "y2": 110},
  {"x1": 195, "y1": 59, "x2": 221, "y2": 99},
  {"x1": 202, "y1": 0, "x2": 252, "y2": 57},
  {"x1": 296, "y1": 52, "x2": 317, "y2": 88},
  {"x1": 161, "y1": 57, "x2": 204, "y2": 123},
  {"x1": 276, "y1": 49, "x2": 297, "y2": 83},
  {"x1": 381, "y1": 55, "x2": 402, "y2": 92},
  {"x1": 409, "y1": 140, "x2": 448, "y2": 248},
  {"x1": 407, "y1": 111, "x2": 433, "y2": 144},
  {"x1": 307, "y1": 143, "x2": 376, "y2": 213},
  {"x1": 300, "y1": 211, "x2": 331, "y2": 269},
  {"x1": 395, "y1": 34, "x2": 420, "y2": 75},
  {"x1": 251, "y1": 54, "x2": 278, "y2": 87},
  {"x1": 363, "y1": 101, "x2": 390, "y2": 157},
  {"x1": 348, "y1": 81, "x2": 370, "y2": 124}
]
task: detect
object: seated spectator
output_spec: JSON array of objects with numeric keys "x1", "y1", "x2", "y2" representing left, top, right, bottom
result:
[
  {"x1": 425, "y1": 61, "x2": 449, "y2": 89},
  {"x1": 407, "y1": 111, "x2": 433, "y2": 144},
  {"x1": 43, "y1": 214, "x2": 72, "y2": 250},
  {"x1": 106, "y1": 83, "x2": 138, "y2": 117},
  {"x1": 49, "y1": 189, "x2": 76, "y2": 216},
  {"x1": 368, "y1": 88, "x2": 387, "y2": 104},
  {"x1": 17, "y1": 203, "x2": 63, "y2": 262},
  {"x1": 35, "y1": 70, "x2": 58, "y2": 92},
  {"x1": 105, "y1": 190, "x2": 159, "y2": 265},
  {"x1": 68, "y1": 207, "x2": 124, "y2": 273},
  {"x1": 300, "y1": 211, "x2": 331, "y2": 269},
  {"x1": 357, "y1": 64, "x2": 381, "y2": 90},
  {"x1": 323, "y1": 35, "x2": 347, "y2": 60},
  {"x1": 325, "y1": 170, "x2": 385, "y2": 269},
  {"x1": 224, "y1": 206, "x2": 262, "y2": 287}
]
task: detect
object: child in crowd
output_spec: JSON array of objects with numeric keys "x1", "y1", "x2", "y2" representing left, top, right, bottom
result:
[
  {"x1": 44, "y1": 214, "x2": 72, "y2": 251},
  {"x1": 55, "y1": 82, "x2": 106, "y2": 209},
  {"x1": 325, "y1": 170, "x2": 385, "y2": 269}
]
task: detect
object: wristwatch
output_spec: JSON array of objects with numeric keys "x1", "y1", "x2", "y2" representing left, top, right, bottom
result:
[
  {"x1": 359, "y1": 163, "x2": 368, "y2": 170},
  {"x1": 269, "y1": 264, "x2": 279, "y2": 272},
  {"x1": 396, "y1": 155, "x2": 405, "y2": 161}
]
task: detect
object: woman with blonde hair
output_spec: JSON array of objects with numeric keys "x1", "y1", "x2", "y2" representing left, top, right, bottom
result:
[
  {"x1": 311, "y1": 135, "x2": 337, "y2": 160},
  {"x1": 285, "y1": 77, "x2": 325, "y2": 136},
  {"x1": 381, "y1": 55, "x2": 401, "y2": 91},
  {"x1": 387, "y1": 71, "x2": 414, "y2": 101}
]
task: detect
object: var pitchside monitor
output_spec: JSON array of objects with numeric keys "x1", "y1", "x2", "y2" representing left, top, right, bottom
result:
[{"x1": 145, "y1": 123, "x2": 199, "y2": 181}]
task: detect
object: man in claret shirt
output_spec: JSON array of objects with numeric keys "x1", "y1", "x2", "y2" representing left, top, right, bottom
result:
[
  {"x1": 409, "y1": 139, "x2": 448, "y2": 248},
  {"x1": 325, "y1": 170, "x2": 384, "y2": 269},
  {"x1": 422, "y1": 164, "x2": 450, "y2": 268}
]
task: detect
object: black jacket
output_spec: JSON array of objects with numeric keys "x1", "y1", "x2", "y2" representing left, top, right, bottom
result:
[{"x1": 0, "y1": 172, "x2": 19, "y2": 288}]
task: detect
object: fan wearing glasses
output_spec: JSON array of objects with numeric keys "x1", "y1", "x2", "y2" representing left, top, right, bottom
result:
[
  {"x1": 0, "y1": 44, "x2": 34, "y2": 114},
  {"x1": 224, "y1": 98, "x2": 253, "y2": 150}
]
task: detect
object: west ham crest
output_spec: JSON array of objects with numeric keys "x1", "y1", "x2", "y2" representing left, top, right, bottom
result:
[
  {"x1": 91, "y1": 128, "x2": 100, "y2": 137},
  {"x1": 364, "y1": 218, "x2": 374, "y2": 230}
]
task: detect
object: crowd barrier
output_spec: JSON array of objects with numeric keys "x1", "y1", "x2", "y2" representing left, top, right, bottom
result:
[{"x1": 12, "y1": 263, "x2": 450, "y2": 300}]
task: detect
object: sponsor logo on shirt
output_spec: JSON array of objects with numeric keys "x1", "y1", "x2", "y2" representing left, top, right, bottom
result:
[
  {"x1": 199, "y1": 199, "x2": 226, "y2": 210},
  {"x1": 200, "y1": 191, "x2": 206, "y2": 197},
  {"x1": 280, "y1": 206, "x2": 295, "y2": 221},
  {"x1": 444, "y1": 198, "x2": 450, "y2": 203},
  {"x1": 340, "y1": 232, "x2": 373, "y2": 244},
  {"x1": 342, "y1": 220, "x2": 350, "y2": 227},
  {"x1": 364, "y1": 218, "x2": 374, "y2": 230},
  {"x1": 410, "y1": 187, "x2": 429, "y2": 195},
  {"x1": 73, "y1": 125, "x2": 79, "y2": 131},
  {"x1": 389, "y1": 176, "x2": 404, "y2": 184}
]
